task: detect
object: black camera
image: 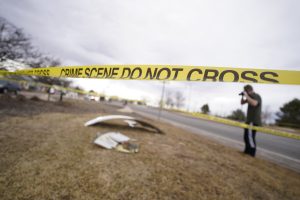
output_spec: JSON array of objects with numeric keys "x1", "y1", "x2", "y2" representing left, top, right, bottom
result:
[{"x1": 239, "y1": 92, "x2": 244, "y2": 96}]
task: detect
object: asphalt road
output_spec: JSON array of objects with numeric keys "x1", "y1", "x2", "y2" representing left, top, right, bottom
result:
[{"x1": 130, "y1": 104, "x2": 300, "y2": 173}]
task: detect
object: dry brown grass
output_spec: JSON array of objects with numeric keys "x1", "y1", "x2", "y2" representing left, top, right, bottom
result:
[{"x1": 0, "y1": 95, "x2": 300, "y2": 200}]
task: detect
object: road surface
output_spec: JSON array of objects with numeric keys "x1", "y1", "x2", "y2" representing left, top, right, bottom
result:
[{"x1": 130, "y1": 104, "x2": 300, "y2": 173}]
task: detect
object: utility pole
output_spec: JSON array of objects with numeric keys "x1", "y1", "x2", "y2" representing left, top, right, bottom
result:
[
  {"x1": 158, "y1": 81, "x2": 166, "y2": 120},
  {"x1": 186, "y1": 83, "x2": 192, "y2": 112}
]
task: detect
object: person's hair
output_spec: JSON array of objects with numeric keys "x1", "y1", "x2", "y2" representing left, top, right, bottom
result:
[{"x1": 244, "y1": 84, "x2": 253, "y2": 91}]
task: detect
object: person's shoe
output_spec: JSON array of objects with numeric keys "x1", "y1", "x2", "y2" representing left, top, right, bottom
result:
[{"x1": 250, "y1": 153, "x2": 256, "y2": 157}]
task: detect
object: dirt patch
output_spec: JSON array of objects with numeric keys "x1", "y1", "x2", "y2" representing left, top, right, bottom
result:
[
  {"x1": 15, "y1": 94, "x2": 27, "y2": 101},
  {"x1": 0, "y1": 95, "x2": 300, "y2": 200},
  {"x1": 30, "y1": 96, "x2": 41, "y2": 101}
]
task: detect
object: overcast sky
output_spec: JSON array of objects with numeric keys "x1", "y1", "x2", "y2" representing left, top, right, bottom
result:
[{"x1": 1, "y1": 0, "x2": 300, "y2": 120}]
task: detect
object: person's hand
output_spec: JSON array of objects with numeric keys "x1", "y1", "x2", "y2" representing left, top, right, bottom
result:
[{"x1": 243, "y1": 91, "x2": 249, "y2": 97}]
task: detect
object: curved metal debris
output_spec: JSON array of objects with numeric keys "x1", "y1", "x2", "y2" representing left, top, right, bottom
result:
[{"x1": 85, "y1": 115, "x2": 164, "y2": 134}]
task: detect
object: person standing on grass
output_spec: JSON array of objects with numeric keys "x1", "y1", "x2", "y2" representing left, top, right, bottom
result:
[{"x1": 241, "y1": 84, "x2": 262, "y2": 157}]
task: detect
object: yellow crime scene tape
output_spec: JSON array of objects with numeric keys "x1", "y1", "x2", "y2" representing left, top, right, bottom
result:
[
  {"x1": 190, "y1": 113, "x2": 300, "y2": 140},
  {"x1": 0, "y1": 65, "x2": 300, "y2": 84},
  {"x1": 1, "y1": 64, "x2": 300, "y2": 140}
]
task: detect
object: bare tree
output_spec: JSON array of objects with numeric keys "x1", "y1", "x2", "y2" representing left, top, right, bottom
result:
[
  {"x1": 0, "y1": 17, "x2": 60, "y2": 67},
  {"x1": 165, "y1": 91, "x2": 174, "y2": 108},
  {"x1": 0, "y1": 17, "x2": 70, "y2": 87},
  {"x1": 175, "y1": 91, "x2": 185, "y2": 109},
  {"x1": 262, "y1": 106, "x2": 273, "y2": 125},
  {"x1": 141, "y1": 96, "x2": 149, "y2": 105},
  {"x1": 34, "y1": 56, "x2": 71, "y2": 87},
  {"x1": 0, "y1": 17, "x2": 38, "y2": 63}
]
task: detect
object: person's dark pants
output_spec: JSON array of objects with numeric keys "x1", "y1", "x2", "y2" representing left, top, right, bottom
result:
[{"x1": 244, "y1": 123, "x2": 257, "y2": 157}]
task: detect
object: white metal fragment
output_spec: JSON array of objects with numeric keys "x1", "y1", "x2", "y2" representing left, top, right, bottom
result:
[{"x1": 94, "y1": 132, "x2": 130, "y2": 149}]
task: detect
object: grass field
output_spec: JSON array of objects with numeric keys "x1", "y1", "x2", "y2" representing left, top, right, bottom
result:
[{"x1": 0, "y1": 94, "x2": 299, "y2": 200}]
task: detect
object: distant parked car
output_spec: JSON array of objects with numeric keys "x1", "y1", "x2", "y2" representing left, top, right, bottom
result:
[
  {"x1": 84, "y1": 95, "x2": 95, "y2": 101},
  {"x1": 0, "y1": 80, "x2": 21, "y2": 95}
]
